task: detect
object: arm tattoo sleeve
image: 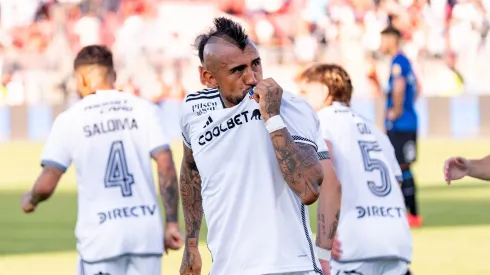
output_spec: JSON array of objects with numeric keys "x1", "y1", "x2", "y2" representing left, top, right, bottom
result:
[
  {"x1": 270, "y1": 128, "x2": 323, "y2": 203},
  {"x1": 154, "y1": 149, "x2": 179, "y2": 223},
  {"x1": 180, "y1": 145, "x2": 203, "y2": 248}
]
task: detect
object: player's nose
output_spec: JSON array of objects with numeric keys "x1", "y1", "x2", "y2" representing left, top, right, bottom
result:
[{"x1": 243, "y1": 70, "x2": 259, "y2": 86}]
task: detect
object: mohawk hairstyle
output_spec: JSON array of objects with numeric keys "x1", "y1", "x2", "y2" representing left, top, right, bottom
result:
[
  {"x1": 194, "y1": 17, "x2": 249, "y2": 63},
  {"x1": 73, "y1": 45, "x2": 114, "y2": 71}
]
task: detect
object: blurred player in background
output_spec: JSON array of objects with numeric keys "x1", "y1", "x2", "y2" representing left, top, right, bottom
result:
[
  {"x1": 379, "y1": 25, "x2": 422, "y2": 228},
  {"x1": 444, "y1": 155, "x2": 490, "y2": 183},
  {"x1": 21, "y1": 45, "x2": 183, "y2": 275},
  {"x1": 298, "y1": 64, "x2": 413, "y2": 275},
  {"x1": 179, "y1": 17, "x2": 330, "y2": 275}
]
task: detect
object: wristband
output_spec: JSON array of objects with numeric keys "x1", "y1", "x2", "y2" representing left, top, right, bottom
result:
[
  {"x1": 265, "y1": 115, "x2": 286, "y2": 133},
  {"x1": 315, "y1": 246, "x2": 331, "y2": 261}
]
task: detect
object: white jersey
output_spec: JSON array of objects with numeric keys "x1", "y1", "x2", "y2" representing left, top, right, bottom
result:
[
  {"x1": 180, "y1": 88, "x2": 327, "y2": 275},
  {"x1": 317, "y1": 102, "x2": 412, "y2": 264},
  {"x1": 41, "y1": 90, "x2": 167, "y2": 263}
]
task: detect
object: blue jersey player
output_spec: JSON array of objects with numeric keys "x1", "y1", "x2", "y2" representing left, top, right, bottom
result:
[{"x1": 380, "y1": 26, "x2": 421, "y2": 228}]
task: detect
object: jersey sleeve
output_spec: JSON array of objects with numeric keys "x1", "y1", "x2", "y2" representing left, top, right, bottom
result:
[
  {"x1": 316, "y1": 134, "x2": 330, "y2": 160},
  {"x1": 391, "y1": 57, "x2": 409, "y2": 80},
  {"x1": 40, "y1": 113, "x2": 72, "y2": 173},
  {"x1": 179, "y1": 101, "x2": 192, "y2": 149},
  {"x1": 147, "y1": 103, "x2": 170, "y2": 156},
  {"x1": 281, "y1": 94, "x2": 320, "y2": 151}
]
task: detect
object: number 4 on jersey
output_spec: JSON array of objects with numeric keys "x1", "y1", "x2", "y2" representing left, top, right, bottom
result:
[{"x1": 104, "y1": 141, "x2": 134, "y2": 197}]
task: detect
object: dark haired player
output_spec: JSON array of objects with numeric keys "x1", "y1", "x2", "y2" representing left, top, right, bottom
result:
[
  {"x1": 179, "y1": 17, "x2": 336, "y2": 275},
  {"x1": 379, "y1": 26, "x2": 422, "y2": 228},
  {"x1": 21, "y1": 45, "x2": 183, "y2": 275}
]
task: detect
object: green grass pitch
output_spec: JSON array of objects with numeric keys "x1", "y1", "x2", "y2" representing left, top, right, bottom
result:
[{"x1": 0, "y1": 139, "x2": 489, "y2": 274}]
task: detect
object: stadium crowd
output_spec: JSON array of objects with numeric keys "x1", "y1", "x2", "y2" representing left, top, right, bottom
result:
[{"x1": 0, "y1": 0, "x2": 489, "y2": 107}]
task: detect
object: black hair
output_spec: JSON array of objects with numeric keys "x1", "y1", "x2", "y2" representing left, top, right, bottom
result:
[
  {"x1": 194, "y1": 17, "x2": 249, "y2": 63},
  {"x1": 381, "y1": 25, "x2": 402, "y2": 38},
  {"x1": 73, "y1": 45, "x2": 114, "y2": 71}
]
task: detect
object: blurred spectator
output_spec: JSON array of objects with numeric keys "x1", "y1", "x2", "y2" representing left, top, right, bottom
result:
[{"x1": 1, "y1": 0, "x2": 490, "y2": 108}]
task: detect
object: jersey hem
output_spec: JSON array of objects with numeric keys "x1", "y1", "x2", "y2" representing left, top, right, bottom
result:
[
  {"x1": 232, "y1": 265, "x2": 315, "y2": 275},
  {"x1": 40, "y1": 160, "x2": 67, "y2": 173},
  {"x1": 333, "y1": 256, "x2": 411, "y2": 264},
  {"x1": 79, "y1": 252, "x2": 163, "y2": 264}
]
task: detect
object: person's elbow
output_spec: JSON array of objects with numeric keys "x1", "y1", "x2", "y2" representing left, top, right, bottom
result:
[{"x1": 301, "y1": 164, "x2": 324, "y2": 205}]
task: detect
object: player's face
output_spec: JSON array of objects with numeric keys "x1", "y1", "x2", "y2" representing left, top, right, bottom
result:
[
  {"x1": 380, "y1": 34, "x2": 396, "y2": 55},
  {"x1": 298, "y1": 81, "x2": 329, "y2": 111},
  {"x1": 204, "y1": 41, "x2": 262, "y2": 106}
]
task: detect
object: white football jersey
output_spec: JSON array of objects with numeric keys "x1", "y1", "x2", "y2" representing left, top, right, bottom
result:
[
  {"x1": 180, "y1": 88, "x2": 326, "y2": 275},
  {"x1": 41, "y1": 90, "x2": 167, "y2": 263},
  {"x1": 317, "y1": 102, "x2": 412, "y2": 264}
]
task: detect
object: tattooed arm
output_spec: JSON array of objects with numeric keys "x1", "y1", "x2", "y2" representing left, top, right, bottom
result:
[
  {"x1": 179, "y1": 144, "x2": 203, "y2": 275},
  {"x1": 316, "y1": 153, "x2": 341, "y2": 251},
  {"x1": 22, "y1": 165, "x2": 64, "y2": 213},
  {"x1": 254, "y1": 78, "x2": 323, "y2": 205},
  {"x1": 152, "y1": 149, "x2": 179, "y2": 223},
  {"x1": 270, "y1": 129, "x2": 324, "y2": 205}
]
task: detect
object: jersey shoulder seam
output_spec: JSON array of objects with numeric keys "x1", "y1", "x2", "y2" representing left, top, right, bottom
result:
[{"x1": 184, "y1": 88, "x2": 219, "y2": 103}]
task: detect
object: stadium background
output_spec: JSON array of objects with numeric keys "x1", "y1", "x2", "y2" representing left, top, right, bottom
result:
[{"x1": 0, "y1": 0, "x2": 489, "y2": 274}]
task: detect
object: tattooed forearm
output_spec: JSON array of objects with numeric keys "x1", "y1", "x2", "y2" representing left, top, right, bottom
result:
[
  {"x1": 154, "y1": 149, "x2": 179, "y2": 223},
  {"x1": 180, "y1": 144, "x2": 203, "y2": 248},
  {"x1": 30, "y1": 165, "x2": 64, "y2": 205},
  {"x1": 316, "y1": 213, "x2": 327, "y2": 247},
  {"x1": 269, "y1": 128, "x2": 323, "y2": 205},
  {"x1": 316, "y1": 158, "x2": 342, "y2": 249},
  {"x1": 328, "y1": 210, "x2": 340, "y2": 239}
]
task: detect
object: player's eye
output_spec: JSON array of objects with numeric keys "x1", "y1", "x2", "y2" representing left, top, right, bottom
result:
[
  {"x1": 252, "y1": 59, "x2": 261, "y2": 67},
  {"x1": 231, "y1": 66, "x2": 246, "y2": 74}
]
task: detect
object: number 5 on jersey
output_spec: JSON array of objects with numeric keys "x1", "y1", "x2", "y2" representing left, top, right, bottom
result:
[
  {"x1": 359, "y1": 140, "x2": 392, "y2": 197},
  {"x1": 105, "y1": 140, "x2": 134, "y2": 197}
]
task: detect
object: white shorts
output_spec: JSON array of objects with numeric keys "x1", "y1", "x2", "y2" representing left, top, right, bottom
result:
[
  {"x1": 264, "y1": 271, "x2": 320, "y2": 275},
  {"x1": 331, "y1": 260, "x2": 408, "y2": 275},
  {"x1": 77, "y1": 255, "x2": 162, "y2": 275}
]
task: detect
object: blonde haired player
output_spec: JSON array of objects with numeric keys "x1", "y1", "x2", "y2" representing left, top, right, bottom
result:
[
  {"x1": 297, "y1": 64, "x2": 413, "y2": 275},
  {"x1": 21, "y1": 45, "x2": 183, "y2": 275}
]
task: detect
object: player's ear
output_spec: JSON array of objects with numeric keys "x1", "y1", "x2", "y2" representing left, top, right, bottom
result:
[
  {"x1": 76, "y1": 72, "x2": 90, "y2": 97},
  {"x1": 321, "y1": 84, "x2": 329, "y2": 101},
  {"x1": 198, "y1": 66, "x2": 206, "y2": 86},
  {"x1": 202, "y1": 68, "x2": 218, "y2": 89}
]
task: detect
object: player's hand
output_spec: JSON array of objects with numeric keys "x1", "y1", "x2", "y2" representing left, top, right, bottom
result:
[
  {"x1": 21, "y1": 191, "x2": 36, "y2": 213},
  {"x1": 331, "y1": 235, "x2": 342, "y2": 260},
  {"x1": 387, "y1": 109, "x2": 397, "y2": 121},
  {"x1": 180, "y1": 247, "x2": 202, "y2": 275},
  {"x1": 319, "y1": 259, "x2": 331, "y2": 275},
  {"x1": 444, "y1": 157, "x2": 470, "y2": 185},
  {"x1": 252, "y1": 78, "x2": 283, "y2": 121},
  {"x1": 164, "y1": 222, "x2": 184, "y2": 253}
]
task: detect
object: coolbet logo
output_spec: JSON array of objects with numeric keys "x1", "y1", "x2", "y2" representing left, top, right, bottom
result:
[
  {"x1": 192, "y1": 101, "x2": 218, "y2": 116},
  {"x1": 198, "y1": 109, "x2": 262, "y2": 146}
]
